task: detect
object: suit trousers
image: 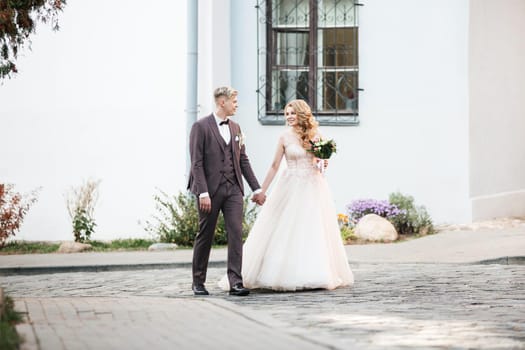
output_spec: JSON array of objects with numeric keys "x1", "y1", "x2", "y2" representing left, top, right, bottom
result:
[{"x1": 192, "y1": 181, "x2": 244, "y2": 287}]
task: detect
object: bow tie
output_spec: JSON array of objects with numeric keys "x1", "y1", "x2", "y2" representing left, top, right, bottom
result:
[{"x1": 219, "y1": 119, "x2": 229, "y2": 126}]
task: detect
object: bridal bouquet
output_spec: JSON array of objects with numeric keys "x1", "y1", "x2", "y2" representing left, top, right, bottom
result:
[{"x1": 308, "y1": 138, "x2": 337, "y2": 173}]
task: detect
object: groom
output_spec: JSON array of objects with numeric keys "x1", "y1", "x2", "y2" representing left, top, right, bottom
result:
[{"x1": 187, "y1": 86, "x2": 265, "y2": 297}]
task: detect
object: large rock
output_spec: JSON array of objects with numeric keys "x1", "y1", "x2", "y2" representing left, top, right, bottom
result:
[
  {"x1": 58, "y1": 241, "x2": 92, "y2": 253},
  {"x1": 354, "y1": 214, "x2": 398, "y2": 242}
]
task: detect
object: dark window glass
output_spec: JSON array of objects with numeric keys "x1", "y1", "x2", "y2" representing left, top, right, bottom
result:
[{"x1": 257, "y1": 0, "x2": 360, "y2": 125}]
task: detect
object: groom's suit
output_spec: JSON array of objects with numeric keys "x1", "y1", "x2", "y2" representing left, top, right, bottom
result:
[{"x1": 188, "y1": 114, "x2": 260, "y2": 287}]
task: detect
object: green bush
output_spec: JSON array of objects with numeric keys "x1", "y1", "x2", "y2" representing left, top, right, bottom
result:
[
  {"x1": 388, "y1": 191, "x2": 434, "y2": 236},
  {"x1": 0, "y1": 293, "x2": 23, "y2": 350},
  {"x1": 340, "y1": 225, "x2": 357, "y2": 243},
  {"x1": 145, "y1": 190, "x2": 258, "y2": 247},
  {"x1": 71, "y1": 209, "x2": 96, "y2": 243},
  {"x1": 0, "y1": 184, "x2": 40, "y2": 248},
  {"x1": 65, "y1": 179, "x2": 100, "y2": 243}
]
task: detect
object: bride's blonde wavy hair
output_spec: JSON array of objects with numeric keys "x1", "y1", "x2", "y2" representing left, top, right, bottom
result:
[{"x1": 285, "y1": 99, "x2": 319, "y2": 150}]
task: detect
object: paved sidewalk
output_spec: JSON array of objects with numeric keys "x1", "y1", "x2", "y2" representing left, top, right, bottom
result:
[
  {"x1": 346, "y1": 225, "x2": 525, "y2": 264},
  {"x1": 14, "y1": 297, "x2": 325, "y2": 350},
  {"x1": 2, "y1": 225, "x2": 524, "y2": 350},
  {"x1": 1, "y1": 225, "x2": 524, "y2": 275}
]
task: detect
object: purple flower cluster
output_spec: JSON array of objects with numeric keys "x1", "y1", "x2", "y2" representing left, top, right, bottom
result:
[{"x1": 346, "y1": 199, "x2": 404, "y2": 223}]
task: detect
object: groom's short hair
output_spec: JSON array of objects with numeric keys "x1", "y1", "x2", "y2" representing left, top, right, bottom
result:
[{"x1": 214, "y1": 86, "x2": 238, "y2": 102}]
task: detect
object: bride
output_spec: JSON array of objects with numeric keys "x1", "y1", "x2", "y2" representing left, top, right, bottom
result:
[{"x1": 220, "y1": 99, "x2": 354, "y2": 291}]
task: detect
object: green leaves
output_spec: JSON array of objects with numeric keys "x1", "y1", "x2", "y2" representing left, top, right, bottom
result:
[
  {"x1": 65, "y1": 179, "x2": 100, "y2": 243},
  {"x1": 0, "y1": 0, "x2": 66, "y2": 79},
  {"x1": 0, "y1": 294, "x2": 23, "y2": 350},
  {"x1": 388, "y1": 191, "x2": 434, "y2": 236},
  {"x1": 145, "y1": 190, "x2": 259, "y2": 247},
  {"x1": 72, "y1": 208, "x2": 95, "y2": 243},
  {"x1": 308, "y1": 138, "x2": 337, "y2": 159}
]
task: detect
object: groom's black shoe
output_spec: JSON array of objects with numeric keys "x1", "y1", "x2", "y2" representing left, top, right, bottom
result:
[
  {"x1": 229, "y1": 283, "x2": 250, "y2": 296},
  {"x1": 192, "y1": 283, "x2": 209, "y2": 296}
]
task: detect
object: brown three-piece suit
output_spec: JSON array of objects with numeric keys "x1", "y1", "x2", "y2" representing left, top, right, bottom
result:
[{"x1": 187, "y1": 114, "x2": 261, "y2": 287}]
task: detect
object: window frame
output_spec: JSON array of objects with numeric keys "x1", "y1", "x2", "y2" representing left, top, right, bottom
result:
[{"x1": 256, "y1": 0, "x2": 361, "y2": 126}]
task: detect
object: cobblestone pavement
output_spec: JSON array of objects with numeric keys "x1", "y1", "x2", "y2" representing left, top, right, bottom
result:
[{"x1": 3, "y1": 263, "x2": 525, "y2": 349}]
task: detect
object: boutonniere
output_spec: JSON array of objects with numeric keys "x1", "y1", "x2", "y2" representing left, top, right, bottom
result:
[{"x1": 234, "y1": 132, "x2": 246, "y2": 148}]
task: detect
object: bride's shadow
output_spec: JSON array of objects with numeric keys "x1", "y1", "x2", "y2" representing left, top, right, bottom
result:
[{"x1": 249, "y1": 287, "x2": 327, "y2": 294}]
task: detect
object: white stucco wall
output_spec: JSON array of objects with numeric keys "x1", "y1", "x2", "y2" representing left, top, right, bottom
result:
[
  {"x1": 198, "y1": 0, "x2": 233, "y2": 116},
  {"x1": 2, "y1": 0, "x2": 496, "y2": 243},
  {"x1": 469, "y1": 0, "x2": 525, "y2": 220},
  {"x1": 229, "y1": 0, "x2": 471, "y2": 224},
  {"x1": 1, "y1": 0, "x2": 188, "y2": 241}
]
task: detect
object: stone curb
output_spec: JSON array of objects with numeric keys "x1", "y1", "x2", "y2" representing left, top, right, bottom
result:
[
  {"x1": 473, "y1": 256, "x2": 525, "y2": 265},
  {"x1": 0, "y1": 256, "x2": 524, "y2": 276},
  {"x1": 0, "y1": 261, "x2": 221, "y2": 276}
]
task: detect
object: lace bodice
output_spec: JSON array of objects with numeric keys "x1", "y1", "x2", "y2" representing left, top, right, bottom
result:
[{"x1": 281, "y1": 129, "x2": 318, "y2": 178}]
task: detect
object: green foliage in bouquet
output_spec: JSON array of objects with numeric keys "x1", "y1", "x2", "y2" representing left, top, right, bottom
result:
[
  {"x1": 388, "y1": 191, "x2": 435, "y2": 236},
  {"x1": 145, "y1": 190, "x2": 258, "y2": 247},
  {"x1": 308, "y1": 138, "x2": 337, "y2": 159}
]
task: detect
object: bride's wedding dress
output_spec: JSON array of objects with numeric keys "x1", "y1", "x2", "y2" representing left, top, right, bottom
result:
[{"x1": 220, "y1": 128, "x2": 354, "y2": 291}]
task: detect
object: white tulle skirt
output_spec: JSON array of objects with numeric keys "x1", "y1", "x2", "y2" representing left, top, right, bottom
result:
[{"x1": 219, "y1": 166, "x2": 354, "y2": 291}]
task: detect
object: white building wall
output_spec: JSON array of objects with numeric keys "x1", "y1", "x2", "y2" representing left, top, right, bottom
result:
[
  {"x1": 6, "y1": 0, "x2": 512, "y2": 242},
  {"x1": 230, "y1": 0, "x2": 471, "y2": 224},
  {"x1": 0, "y1": 0, "x2": 188, "y2": 241},
  {"x1": 469, "y1": 0, "x2": 525, "y2": 220},
  {"x1": 198, "y1": 0, "x2": 232, "y2": 116}
]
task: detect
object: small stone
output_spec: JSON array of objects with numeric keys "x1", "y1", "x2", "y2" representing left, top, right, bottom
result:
[
  {"x1": 148, "y1": 243, "x2": 178, "y2": 251},
  {"x1": 58, "y1": 241, "x2": 92, "y2": 253}
]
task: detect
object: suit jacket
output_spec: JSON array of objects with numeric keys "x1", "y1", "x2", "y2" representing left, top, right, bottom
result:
[{"x1": 187, "y1": 114, "x2": 260, "y2": 197}]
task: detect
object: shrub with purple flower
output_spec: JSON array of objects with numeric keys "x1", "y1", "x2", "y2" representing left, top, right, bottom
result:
[{"x1": 346, "y1": 198, "x2": 404, "y2": 225}]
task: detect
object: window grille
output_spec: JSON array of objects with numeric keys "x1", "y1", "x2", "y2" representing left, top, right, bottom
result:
[{"x1": 256, "y1": 0, "x2": 361, "y2": 126}]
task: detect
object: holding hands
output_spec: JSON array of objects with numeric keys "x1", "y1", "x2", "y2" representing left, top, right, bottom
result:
[
  {"x1": 200, "y1": 192, "x2": 266, "y2": 212},
  {"x1": 252, "y1": 192, "x2": 267, "y2": 206}
]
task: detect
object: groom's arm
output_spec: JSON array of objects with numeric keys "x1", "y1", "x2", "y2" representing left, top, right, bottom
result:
[
  {"x1": 232, "y1": 124, "x2": 260, "y2": 192},
  {"x1": 189, "y1": 122, "x2": 209, "y2": 196},
  {"x1": 189, "y1": 122, "x2": 213, "y2": 212},
  {"x1": 240, "y1": 146, "x2": 267, "y2": 205},
  {"x1": 239, "y1": 145, "x2": 261, "y2": 192}
]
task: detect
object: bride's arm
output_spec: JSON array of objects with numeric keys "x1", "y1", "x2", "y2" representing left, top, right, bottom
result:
[{"x1": 261, "y1": 136, "x2": 285, "y2": 194}]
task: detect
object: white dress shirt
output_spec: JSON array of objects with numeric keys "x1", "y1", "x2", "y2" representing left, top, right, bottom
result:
[{"x1": 214, "y1": 113, "x2": 231, "y2": 144}]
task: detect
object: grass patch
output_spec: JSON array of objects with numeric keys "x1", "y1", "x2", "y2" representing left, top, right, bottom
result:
[
  {"x1": 0, "y1": 238, "x2": 158, "y2": 254},
  {"x1": 0, "y1": 293, "x2": 23, "y2": 350},
  {"x1": 89, "y1": 238, "x2": 157, "y2": 251},
  {"x1": 0, "y1": 241, "x2": 60, "y2": 254}
]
